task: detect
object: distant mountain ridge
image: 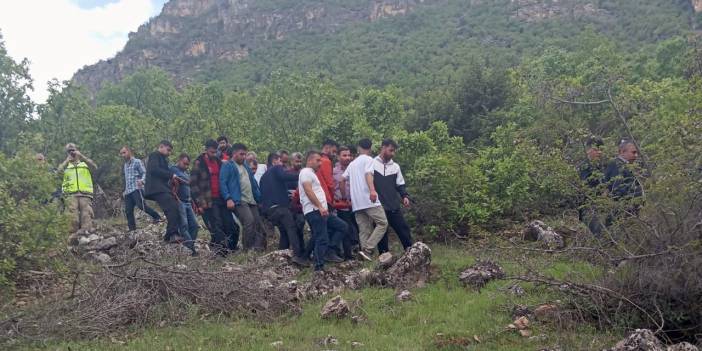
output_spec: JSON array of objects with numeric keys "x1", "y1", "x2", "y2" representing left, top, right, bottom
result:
[{"x1": 72, "y1": 0, "x2": 701, "y2": 94}]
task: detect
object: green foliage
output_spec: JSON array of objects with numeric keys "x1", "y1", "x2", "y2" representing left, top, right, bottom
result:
[
  {"x1": 0, "y1": 33, "x2": 34, "y2": 154},
  {"x1": 0, "y1": 153, "x2": 68, "y2": 289}
]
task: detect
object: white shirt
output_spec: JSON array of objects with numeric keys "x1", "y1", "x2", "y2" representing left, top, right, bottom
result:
[
  {"x1": 254, "y1": 163, "x2": 267, "y2": 184},
  {"x1": 342, "y1": 154, "x2": 381, "y2": 212},
  {"x1": 298, "y1": 167, "x2": 327, "y2": 215}
]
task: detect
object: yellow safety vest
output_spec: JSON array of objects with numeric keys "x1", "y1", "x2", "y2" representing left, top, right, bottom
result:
[{"x1": 63, "y1": 161, "x2": 94, "y2": 195}]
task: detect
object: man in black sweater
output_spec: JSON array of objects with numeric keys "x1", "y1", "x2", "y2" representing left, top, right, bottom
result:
[
  {"x1": 260, "y1": 153, "x2": 309, "y2": 266},
  {"x1": 373, "y1": 139, "x2": 413, "y2": 253},
  {"x1": 145, "y1": 140, "x2": 182, "y2": 243}
]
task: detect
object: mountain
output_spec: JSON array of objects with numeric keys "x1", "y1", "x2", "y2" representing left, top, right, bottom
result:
[{"x1": 72, "y1": 0, "x2": 700, "y2": 94}]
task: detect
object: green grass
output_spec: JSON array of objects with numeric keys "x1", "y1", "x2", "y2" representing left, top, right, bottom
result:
[{"x1": 22, "y1": 245, "x2": 620, "y2": 351}]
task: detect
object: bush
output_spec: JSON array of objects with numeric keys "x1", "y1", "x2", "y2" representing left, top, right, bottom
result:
[{"x1": 0, "y1": 153, "x2": 69, "y2": 289}]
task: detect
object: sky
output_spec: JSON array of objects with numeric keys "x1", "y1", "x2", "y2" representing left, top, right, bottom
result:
[{"x1": 0, "y1": 0, "x2": 168, "y2": 103}]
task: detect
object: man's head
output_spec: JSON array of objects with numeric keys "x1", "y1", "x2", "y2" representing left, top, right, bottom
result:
[
  {"x1": 204, "y1": 139, "x2": 219, "y2": 159},
  {"x1": 305, "y1": 150, "x2": 322, "y2": 171},
  {"x1": 585, "y1": 136, "x2": 603, "y2": 161},
  {"x1": 158, "y1": 140, "x2": 173, "y2": 157},
  {"x1": 35, "y1": 153, "x2": 46, "y2": 163},
  {"x1": 119, "y1": 146, "x2": 132, "y2": 161},
  {"x1": 246, "y1": 151, "x2": 257, "y2": 163},
  {"x1": 322, "y1": 139, "x2": 339, "y2": 158},
  {"x1": 357, "y1": 138, "x2": 372, "y2": 155},
  {"x1": 176, "y1": 153, "x2": 190, "y2": 171},
  {"x1": 216, "y1": 136, "x2": 229, "y2": 151},
  {"x1": 267, "y1": 152, "x2": 281, "y2": 167},
  {"x1": 618, "y1": 140, "x2": 639, "y2": 163},
  {"x1": 229, "y1": 143, "x2": 248, "y2": 164},
  {"x1": 291, "y1": 152, "x2": 303, "y2": 170},
  {"x1": 338, "y1": 146, "x2": 352, "y2": 167},
  {"x1": 65, "y1": 143, "x2": 78, "y2": 160},
  {"x1": 380, "y1": 138, "x2": 398, "y2": 162},
  {"x1": 248, "y1": 159, "x2": 258, "y2": 174},
  {"x1": 279, "y1": 150, "x2": 290, "y2": 165}
]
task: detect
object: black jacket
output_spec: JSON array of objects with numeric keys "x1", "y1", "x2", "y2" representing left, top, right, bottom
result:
[
  {"x1": 604, "y1": 157, "x2": 643, "y2": 200},
  {"x1": 260, "y1": 165, "x2": 299, "y2": 211},
  {"x1": 144, "y1": 151, "x2": 174, "y2": 199}
]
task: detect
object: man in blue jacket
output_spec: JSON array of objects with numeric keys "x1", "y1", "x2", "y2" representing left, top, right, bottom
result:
[{"x1": 220, "y1": 143, "x2": 263, "y2": 251}]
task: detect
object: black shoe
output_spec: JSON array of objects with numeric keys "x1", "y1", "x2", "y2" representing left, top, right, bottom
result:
[
  {"x1": 323, "y1": 253, "x2": 344, "y2": 263},
  {"x1": 292, "y1": 255, "x2": 311, "y2": 267}
]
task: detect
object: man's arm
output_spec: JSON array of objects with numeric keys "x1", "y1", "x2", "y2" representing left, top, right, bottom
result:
[
  {"x1": 365, "y1": 172, "x2": 377, "y2": 202},
  {"x1": 57, "y1": 157, "x2": 70, "y2": 171},
  {"x1": 274, "y1": 166, "x2": 298, "y2": 182},
  {"x1": 137, "y1": 159, "x2": 147, "y2": 182},
  {"x1": 320, "y1": 158, "x2": 335, "y2": 196},
  {"x1": 76, "y1": 151, "x2": 97, "y2": 169},
  {"x1": 339, "y1": 179, "x2": 348, "y2": 199},
  {"x1": 146, "y1": 154, "x2": 173, "y2": 180},
  {"x1": 302, "y1": 181, "x2": 328, "y2": 216}
]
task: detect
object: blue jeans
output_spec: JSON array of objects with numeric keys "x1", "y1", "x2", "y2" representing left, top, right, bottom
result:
[
  {"x1": 305, "y1": 210, "x2": 347, "y2": 270},
  {"x1": 178, "y1": 201, "x2": 199, "y2": 252}
]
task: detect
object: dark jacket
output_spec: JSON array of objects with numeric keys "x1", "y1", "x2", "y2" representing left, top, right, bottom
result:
[
  {"x1": 219, "y1": 160, "x2": 261, "y2": 204},
  {"x1": 372, "y1": 156, "x2": 409, "y2": 212},
  {"x1": 260, "y1": 165, "x2": 299, "y2": 211},
  {"x1": 144, "y1": 151, "x2": 174, "y2": 199},
  {"x1": 604, "y1": 157, "x2": 643, "y2": 200},
  {"x1": 578, "y1": 159, "x2": 604, "y2": 189},
  {"x1": 190, "y1": 153, "x2": 220, "y2": 209}
]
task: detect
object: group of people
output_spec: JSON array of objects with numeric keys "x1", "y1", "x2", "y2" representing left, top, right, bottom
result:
[
  {"x1": 578, "y1": 137, "x2": 644, "y2": 236},
  {"x1": 59, "y1": 136, "x2": 414, "y2": 271}
]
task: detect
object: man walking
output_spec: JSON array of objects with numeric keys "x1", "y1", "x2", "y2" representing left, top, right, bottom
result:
[
  {"x1": 144, "y1": 140, "x2": 181, "y2": 243},
  {"x1": 317, "y1": 139, "x2": 339, "y2": 205},
  {"x1": 171, "y1": 153, "x2": 199, "y2": 256},
  {"x1": 260, "y1": 153, "x2": 309, "y2": 265},
  {"x1": 247, "y1": 151, "x2": 267, "y2": 184},
  {"x1": 341, "y1": 139, "x2": 388, "y2": 261},
  {"x1": 373, "y1": 139, "x2": 413, "y2": 253},
  {"x1": 59, "y1": 143, "x2": 97, "y2": 234},
  {"x1": 333, "y1": 146, "x2": 360, "y2": 259},
  {"x1": 120, "y1": 146, "x2": 161, "y2": 231},
  {"x1": 299, "y1": 151, "x2": 346, "y2": 271},
  {"x1": 191, "y1": 139, "x2": 238, "y2": 256},
  {"x1": 220, "y1": 143, "x2": 264, "y2": 251}
]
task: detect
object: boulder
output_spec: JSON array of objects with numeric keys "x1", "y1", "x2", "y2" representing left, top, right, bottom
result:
[
  {"x1": 396, "y1": 289, "x2": 412, "y2": 302},
  {"x1": 377, "y1": 252, "x2": 396, "y2": 270},
  {"x1": 320, "y1": 295, "x2": 350, "y2": 319},
  {"x1": 667, "y1": 343, "x2": 699, "y2": 351},
  {"x1": 523, "y1": 220, "x2": 565, "y2": 249},
  {"x1": 459, "y1": 260, "x2": 505, "y2": 289},
  {"x1": 87, "y1": 236, "x2": 118, "y2": 251},
  {"x1": 385, "y1": 242, "x2": 432, "y2": 288},
  {"x1": 533, "y1": 303, "x2": 560, "y2": 322},
  {"x1": 608, "y1": 329, "x2": 664, "y2": 351}
]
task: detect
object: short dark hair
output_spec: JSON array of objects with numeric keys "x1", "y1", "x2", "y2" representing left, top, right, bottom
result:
[
  {"x1": 231, "y1": 143, "x2": 247, "y2": 152},
  {"x1": 204, "y1": 139, "x2": 219, "y2": 150},
  {"x1": 159, "y1": 140, "x2": 173, "y2": 148},
  {"x1": 278, "y1": 149, "x2": 290, "y2": 156},
  {"x1": 338, "y1": 146, "x2": 350, "y2": 154},
  {"x1": 322, "y1": 139, "x2": 339, "y2": 148},
  {"x1": 178, "y1": 153, "x2": 190, "y2": 161},
  {"x1": 585, "y1": 136, "x2": 603, "y2": 148},
  {"x1": 267, "y1": 152, "x2": 280, "y2": 166},
  {"x1": 305, "y1": 150, "x2": 321, "y2": 162},
  {"x1": 358, "y1": 138, "x2": 372, "y2": 150},
  {"x1": 216, "y1": 136, "x2": 228, "y2": 143},
  {"x1": 381, "y1": 138, "x2": 398, "y2": 148}
]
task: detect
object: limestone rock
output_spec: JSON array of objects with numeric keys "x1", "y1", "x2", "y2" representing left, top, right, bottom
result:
[
  {"x1": 459, "y1": 260, "x2": 505, "y2": 289},
  {"x1": 385, "y1": 242, "x2": 432, "y2": 288},
  {"x1": 533, "y1": 303, "x2": 560, "y2": 321},
  {"x1": 320, "y1": 295, "x2": 350, "y2": 319},
  {"x1": 608, "y1": 329, "x2": 664, "y2": 351},
  {"x1": 377, "y1": 252, "x2": 396, "y2": 270},
  {"x1": 396, "y1": 289, "x2": 412, "y2": 302},
  {"x1": 523, "y1": 220, "x2": 565, "y2": 249},
  {"x1": 87, "y1": 236, "x2": 118, "y2": 251},
  {"x1": 667, "y1": 343, "x2": 699, "y2": 351}
]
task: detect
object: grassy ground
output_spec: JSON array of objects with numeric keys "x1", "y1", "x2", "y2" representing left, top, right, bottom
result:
[{"x1": 25, "y1": 243, "x2": 621, "y2": 351}]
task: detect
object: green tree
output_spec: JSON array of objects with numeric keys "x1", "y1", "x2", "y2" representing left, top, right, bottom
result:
[{"x1": 0, "y1": 32, "x2": 34, "y2": 154}]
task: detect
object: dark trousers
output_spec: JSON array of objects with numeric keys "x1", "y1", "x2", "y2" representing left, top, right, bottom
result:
[
  {"x1": 337, "y1": 209, "x2": 360, "y2": 258},
  {"x1": 203, "y1": 199, "x2": 239, "y2": 253},
  {"x1": 149, "y1": 192, "x2": 181, "y2": 240},
  {"x1": 265, "y1": 206, "x2": 304, "y2": 258},
  {"x1": 279, "y1": 212, "x2": 306, "y2": 251},
  {"x1": 124, "y1": 190, "x2": 161, "y2": 231},
  {"x1": 305, "y1": 211, "x2": 347, "y2": 270},
  {"x1": 378, "y1": 209, "x2": 413, "y2": 254}
]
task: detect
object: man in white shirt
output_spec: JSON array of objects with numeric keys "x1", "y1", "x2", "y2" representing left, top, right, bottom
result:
[
  {"x1": 341, "y1": 139, "x2": 388, "y2": 261},
  {"x1": 299, "y1": 151, "x2": 347, "y2": 271}
]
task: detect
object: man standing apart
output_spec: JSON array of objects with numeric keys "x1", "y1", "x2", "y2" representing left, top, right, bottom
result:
[
  {"x1": 144, "y1": 140, "x2": 181, "y2": 243},
  {"x1": 221, "y1": 143, "x2": 264, "y2": 251},
  {"x1": 60, "y1": 143, "x2": 97, "y2": 234},
  {"x1": 191, "y1": 140, "x2": 238, "y2": 256},
  {"x1": 333, "y1": 146, "x2": 360, "y2": 259},
  {"x1": 341, "y1": 139, "x2": 388, "y2": 261},
  {"x1": 170, "y1": 153, "x2": 199, "y2": 256},
  {"x1": 120, "y1": 146, "x2": 161, "y2": 231},
  {"x1": 373, "y1": 139, "x2": 413, "y2": 253},
  {"x1": 260, "y1": 153, "x2": 309, "y2": 266},
  {"x1": 299, "y1": 151, "x2": 346, "y2": 271}
]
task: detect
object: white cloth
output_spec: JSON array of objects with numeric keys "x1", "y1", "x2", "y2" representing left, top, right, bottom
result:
[
  {"x1": 298, "y1": 167, "x2": 327, "y2": 215},
  {"x1": 342, "y1": 154, "x2": 381, "y2": 212},
  {"x1": 254, "y1": 163, "x2": 267, "y2": 184}
]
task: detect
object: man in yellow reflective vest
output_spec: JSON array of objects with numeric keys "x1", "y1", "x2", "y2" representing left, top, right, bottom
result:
[{"x1": 59, "y1": 143, "x2": 98, "y2": 234}]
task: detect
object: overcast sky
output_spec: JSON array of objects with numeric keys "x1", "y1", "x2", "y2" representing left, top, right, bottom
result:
[{"x1": 0, "y1": 0, "x2": 168, "y2": 103}]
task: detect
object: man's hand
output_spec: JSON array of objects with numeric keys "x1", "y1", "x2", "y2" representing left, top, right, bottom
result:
[
  {"x1": 370, "y1": 190, "x2": 378, "y2": 202},
  {"x1": 320, "y1": 207, "x2": 329, "y2": 217},
  {"x1": 227, "y1": 199, "x2": 236, "y2": 210},
  {"x1": 403, "y1": 197, "x2": 411, "y2": 208}
]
